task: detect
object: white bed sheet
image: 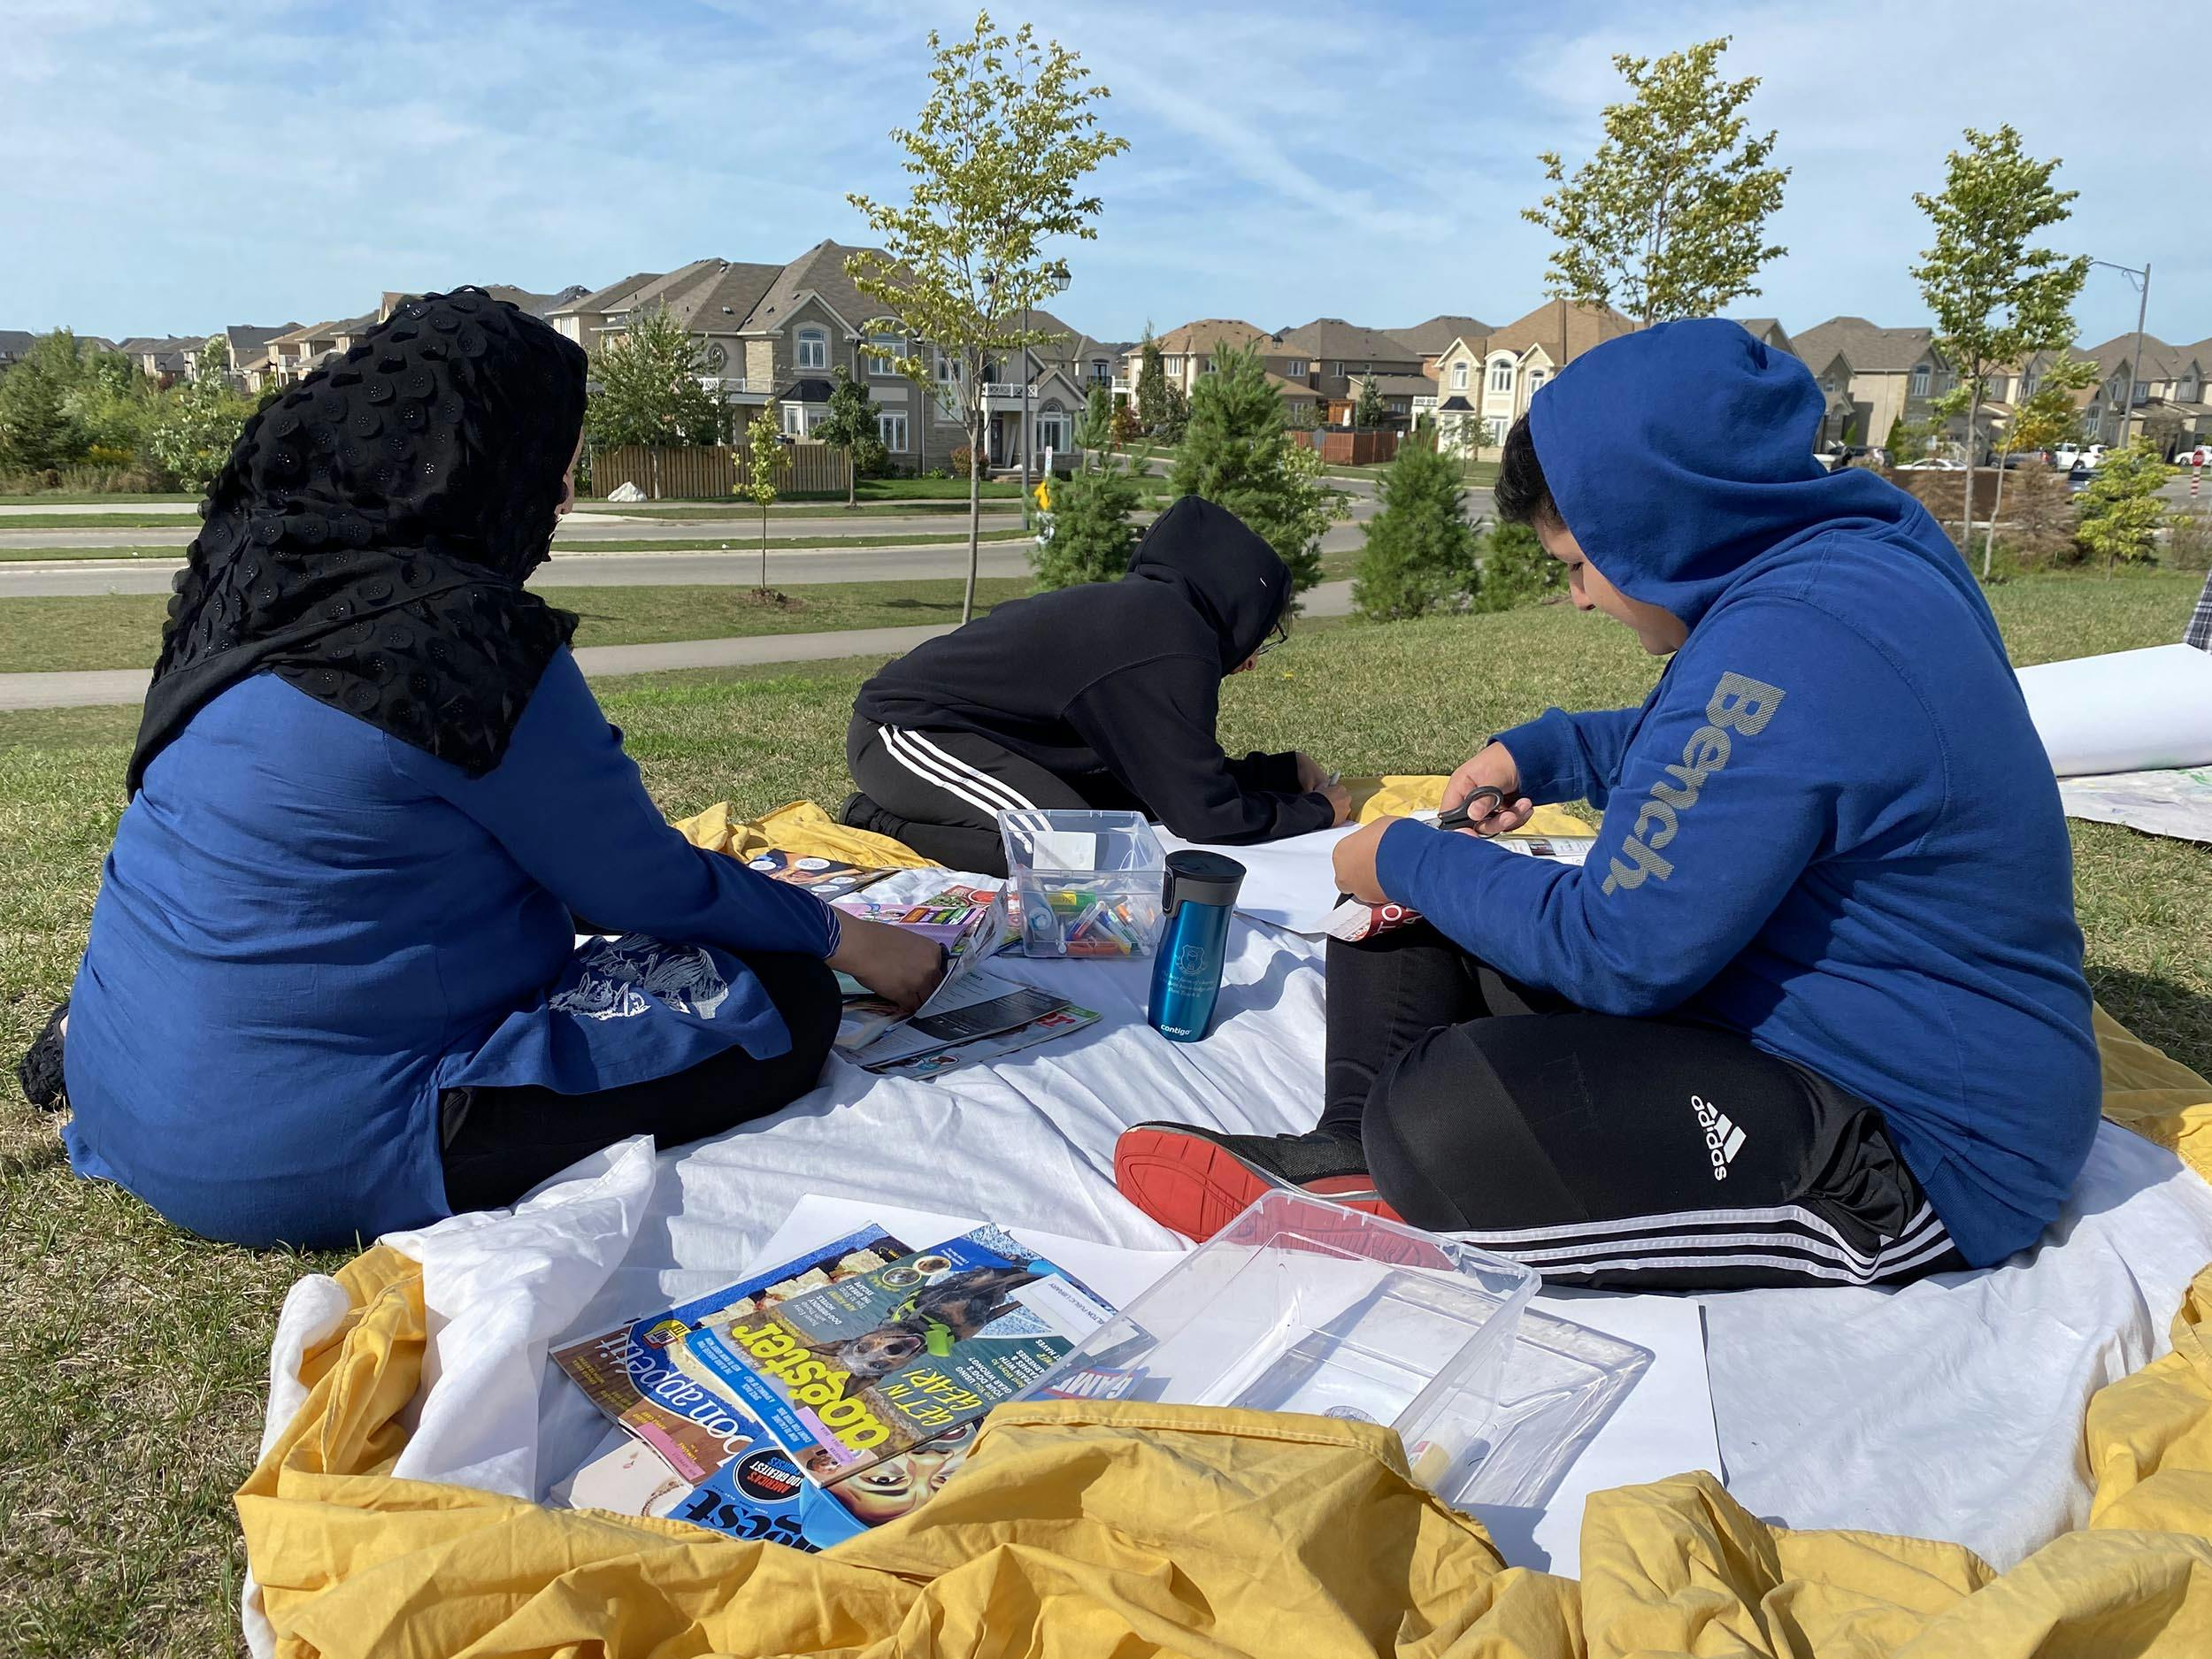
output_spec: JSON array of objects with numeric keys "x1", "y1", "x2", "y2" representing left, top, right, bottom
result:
[{"x1": 257, "y1": 867, "x2": 2212, "y2": 1603}]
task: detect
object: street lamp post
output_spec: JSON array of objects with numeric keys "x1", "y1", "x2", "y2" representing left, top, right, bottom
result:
[{"x1": 2089, "y1": 258, "x2": 2151, "y2": 449}]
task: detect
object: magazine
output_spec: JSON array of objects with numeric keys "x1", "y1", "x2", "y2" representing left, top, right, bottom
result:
[
  {"x1": 745, "y1": 849, "x2": 897, "y2": 902},
  {"x1": 671, "y1": 1224, "x2": 1116, "y2": 1483},
  {"x1": 1325, "y1": 830, "x2": 1599, "y2": 942},
  {"x1": 549, "y1": 1222, "x2": 1115, "y2": 1548},
  {"x1": 833, "y1": 884, "x2": 1094, "y2": 1072}
]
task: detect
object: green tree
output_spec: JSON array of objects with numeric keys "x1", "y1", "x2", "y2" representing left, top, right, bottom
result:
[
  {"x1": 1158, "y1": 380, "x2": 1190, "y2": 445},
  {"x1": 1169, "y1": 340, "x2": 1347, "y2": 594},
  {"x1": 145, "y1": 375, "x2": 256, "y2": 492},
  {"x1": 847, "y1": 12, "x2": 1128, "y2": 624},
  {"x1": 1472, "y1": 518, "x2": 1567, "y2": 611},
  {"x1": 812, "y1": 367, "x2": 886, "y2": 506},
  {"x1": 0, "y1": 329, "x2": 91, "y2": 470},
  {"x1": 1883, "y1": 414, "x2": 1910, "y2": 459},
  {"x1": 2009, "y1": 355, "x2": 2099, "y2": 455},
  {"x1": 1030, "y1": 441, "x2": 1144, "y2": 588},
  {"x1": 200, "y1": 334, "x2": 230, "y2": 378},
  {"x1": 1353, "y1": 435, "x2": 1481, "y2": 618},
  {"x1": 1912, "y1": 124, "x2": 2091, "y2": 576},
  {"x1": 738, "y1": 403, "x2": 784, "y2": 590},
  {"x1": 2074, "y1": 438, "x2": 2170, "y2": 572},
  {"x1": 583, "y1": 307, "x2": 723, "y2": 459},
  {"x1": 1522, "y1": 36, "x2": 1788, "y2": 325},
  {"x1": 1354, "y1": 376, "x2": 1389, "y2": 431},
  {"x1": 1135, "y1": 325, "x2": 1168, "y2": 435},
  {"x1": 1110, "y1": 398, "x2": 1141, "y2": 446}
]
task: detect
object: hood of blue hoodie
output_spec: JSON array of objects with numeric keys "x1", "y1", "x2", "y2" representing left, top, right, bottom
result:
[{"x1": 1527, "y1": 319, "x2": 1977, "y2": 635}]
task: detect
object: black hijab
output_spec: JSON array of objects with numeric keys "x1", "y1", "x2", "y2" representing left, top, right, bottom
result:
[{"x1": 127, "y1": 288, "x2": 590, "y2": 794}]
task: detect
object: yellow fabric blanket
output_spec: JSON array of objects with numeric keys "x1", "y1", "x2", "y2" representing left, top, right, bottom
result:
[{"x1": 241, "y1": 1244, "x2": 2212, "y2": 1657}]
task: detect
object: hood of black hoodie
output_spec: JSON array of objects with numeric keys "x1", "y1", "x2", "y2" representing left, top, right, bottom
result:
[{"x1": 1125, "y1": 495, "x2": 1290, "y2": 671}]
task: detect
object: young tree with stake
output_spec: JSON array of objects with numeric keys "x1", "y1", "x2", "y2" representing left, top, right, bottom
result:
[
  {"x1": 739, "y1": 403, "x2": 782, "y2": 592},
  {"x1": 1912, "y1": 125, "x2": 2090, "y2": 577},
  {"x1": 846, "y1": 12, "x2": 1127, "y2": 624},
  {"x1": 1522, "y1": 36, "x2": 1789, "y2": 325},
  {"x1": 813, "y1": 367, "x2": 887, "y2": 508}
]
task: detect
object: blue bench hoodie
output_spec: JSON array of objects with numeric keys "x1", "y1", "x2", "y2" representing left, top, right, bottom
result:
[{"x1": 1375, "y1": 319, "x2": 2100, "y2": 1267}]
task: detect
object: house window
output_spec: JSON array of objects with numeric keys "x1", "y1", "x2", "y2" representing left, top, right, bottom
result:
[
  {"x1": 1090, "y1": 357, "x2": 1109, "y2": 383},
  {"x1": 797, "y1": 327, "x2": 827, "y2": 370},
  {"x1": 1526, "y1": 369, "x2": 1546, "y2": 398},
  {"x1": 1037, "y1": 399, "x2": 1068, "y2": 454},
  {"x1": 1488, "y1": 358, "x2": 1514, "y2": 394},
  {"x1": 781, "y1": 403, "x2": 805, "y2": 436},
  {"x1": 933, "y1": 349, "x2": 961, "y2": 383},
  {"x1": 1451, "y1": 361, "x2": 1469, "y2": 389},
  {"x1": 1330, "y1": 361, "x2": 1343, "y2": 378},
  {"x1": 878, "y1": 411, "x2": 909, "y2": 453},
  {"x1": 1910, "y1": 365, "x2": 1931, "y2": 396},
  {"x1": 867, "y1": 329, "x2": 902, "y2": 374},
  {"x1": 2021, "y1": 371, "x2": 2038, "y2": 397}
]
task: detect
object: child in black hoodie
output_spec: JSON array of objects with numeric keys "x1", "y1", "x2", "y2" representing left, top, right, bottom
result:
[{"x1": 842, "y1": 497, "x2": 1349, "y2": 875}]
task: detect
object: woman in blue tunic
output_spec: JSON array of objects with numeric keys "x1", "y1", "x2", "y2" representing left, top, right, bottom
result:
[{"x1": 32, "y1": 288, "x2": 941, "y2": 1249}]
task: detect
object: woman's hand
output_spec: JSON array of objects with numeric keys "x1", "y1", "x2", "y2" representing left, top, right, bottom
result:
[
  {"x1": 1441, "y1": 741, "x2": 1534, "y2": 837},
  {"x1": 1294, "y1": 752, "x2": 1353, "y2": 826},
  {"x1": 827, "y1": 916, "x2": 946, "y2": 1015},
  {"x1": 1332, "y1": 817, "x2": 1398, "y2": 904}
]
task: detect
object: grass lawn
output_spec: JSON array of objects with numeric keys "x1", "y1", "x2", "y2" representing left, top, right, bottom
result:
[
  {"x1": 2, "y1": 569, "x2": 2208, "y2": 1653},
  {"x1": 0, "y1": 579, "x2": 1037, "y2": 674}
]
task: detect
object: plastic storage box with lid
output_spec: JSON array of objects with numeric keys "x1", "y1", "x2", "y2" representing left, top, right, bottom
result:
[
  {"x1": 995, "y1": 809, "x2": 1167, "y2": 958},
  {"x1": 1017, "y1": 1191, "x2": 1538, "y2": 1491}
]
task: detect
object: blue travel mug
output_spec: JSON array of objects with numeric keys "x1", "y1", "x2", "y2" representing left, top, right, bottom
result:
[{"x1": 1148, "y1": 850, "x2": 1248, "y2": 1042}]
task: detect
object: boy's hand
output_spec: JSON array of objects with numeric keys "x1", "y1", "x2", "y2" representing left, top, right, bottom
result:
[
  {"x1": 1294, "y1": 752, "x2": 1352, "y2": 825},
  {"x1": 827, "y1": 917, "x2": 946, "y2": 1015},
  {"x1": 1441, "y1": 742, "x2": 1533, "y2": 837},
  {"x1": 1332, "y1": 817, "x2": 1398, "y2": 903},
  {"x1": 1293, "y1": 751, "x2": 1332, "y2": 792}
]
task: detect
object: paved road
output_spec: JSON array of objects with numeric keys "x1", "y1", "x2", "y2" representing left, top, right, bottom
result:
[
  {"x1": 0, "y1": 515, "x2": 1397, "y2": 598},
  {"x1": 0, "y1": 581, "x2": 1356, "y2": 710}
]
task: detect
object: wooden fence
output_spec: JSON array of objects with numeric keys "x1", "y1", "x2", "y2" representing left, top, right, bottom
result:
[
  {"x1": 1289, "y1": 428, "x2": 1400, "y2": 466},
  {"x1": 588, "y1": 442, "x2": 851, "y2": 500}
]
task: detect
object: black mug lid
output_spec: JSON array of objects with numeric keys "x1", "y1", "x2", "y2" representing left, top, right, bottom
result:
[{"x1": 1163, "y1": 849, "x2": 1246, "y2": 910}]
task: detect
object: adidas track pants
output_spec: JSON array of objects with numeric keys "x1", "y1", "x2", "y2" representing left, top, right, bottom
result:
[
  {"x1": 1322, "y1": 920, "x2": 1964, "y2": 1290},
  {"x1": 845, "y1": 717, "x2": 1141, "y2": 878}
]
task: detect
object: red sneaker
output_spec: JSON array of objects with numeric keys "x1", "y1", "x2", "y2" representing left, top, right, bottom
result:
[{"x1": 1114, "y1": 1123, "x2": 1402, "y2": 1241}]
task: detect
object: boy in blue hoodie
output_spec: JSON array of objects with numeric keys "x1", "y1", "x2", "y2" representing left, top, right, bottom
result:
[{"x1": 1118, "y1": 319, "x2": 2101, "y2": 1289}]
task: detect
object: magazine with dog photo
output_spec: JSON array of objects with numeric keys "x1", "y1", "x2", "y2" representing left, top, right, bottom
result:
[{"x1": 670, "y1": 1224, "x2": 1116, "y2": 1482}]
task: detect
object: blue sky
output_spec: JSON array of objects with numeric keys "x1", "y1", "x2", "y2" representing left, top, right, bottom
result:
[{"x1": 6, "y1": 0, "x2": 2204, "y2": 351}]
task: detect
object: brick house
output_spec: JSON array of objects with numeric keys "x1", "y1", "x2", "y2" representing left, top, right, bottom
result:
[{"x1": 1426, "y1": 299, "x2": 1638, "y2": 457}]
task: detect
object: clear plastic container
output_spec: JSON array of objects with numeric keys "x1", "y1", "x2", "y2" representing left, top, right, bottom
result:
[
  {"x1": 1018, "y1": 1191, "x2": 1538, "y2": 1491},
  {"x1": 996, "y1": 809, "x2": 1166, "y2": 958},
  {"x1": 1434, "y1": 1301, "x2": 1654, "y2": 1512}
]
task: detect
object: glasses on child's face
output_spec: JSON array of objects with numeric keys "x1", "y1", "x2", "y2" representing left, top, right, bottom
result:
[{"x1": 1253, "y1": 620, "x2": 1291, "y2": 658}]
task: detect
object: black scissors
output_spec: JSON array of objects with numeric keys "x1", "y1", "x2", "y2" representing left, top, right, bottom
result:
[{"x1": 1435, "y1": 786, "x2": 1506, "y2": 833}]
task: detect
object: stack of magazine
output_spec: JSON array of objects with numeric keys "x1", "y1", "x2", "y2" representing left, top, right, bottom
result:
[
  {"x1": 830, "y1": 883, "x2": 1100, "y2": 1079},
  {"x1": 549, "y1": 1222, "x2": 1115, "y2": 1549}
]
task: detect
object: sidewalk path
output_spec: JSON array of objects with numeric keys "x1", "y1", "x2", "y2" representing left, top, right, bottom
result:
[{"x1": 0, "y1": 583, "x2": 1354, "y2": 710}]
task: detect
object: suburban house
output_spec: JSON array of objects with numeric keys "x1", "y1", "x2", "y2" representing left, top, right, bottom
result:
[
  {"x1": 1335, "y1": 372, "x2": 1435, "y2": 426},
  {"x1": 379, "y1": 284, "x2": 588, "y2": 326},
  {"x1": 1278, "y1": 319, "x2": 1426, "y2": 405},
  {"x1": 1428, "y1": 299, "x2": 1638, "y2": 457},
  {"x1": 2074, "y1": 334, "x2": 2209, "y2": 452},
  {"x1": 1787, "y1": 317, "x2": 1954, "y2": 452},
  {"x1": 114, "y1": 335, "x2": 204, "y2": 381},
  {"x1": 219, "y1": 323, "x2": 297, "y2": 391},
  {"x1": 262, "y1": 312, "x2": 380, "y2": 386},
  {"x1": 574, "y1": 241, "x2": 1095, "y2": 473},
  {"x1": 1117, "y1": 319, "x2": 1304, "y2": 400}
]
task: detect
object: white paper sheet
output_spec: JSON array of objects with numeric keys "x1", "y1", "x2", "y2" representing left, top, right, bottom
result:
[
  {"x1": 1156, "y1": 824, "x2": 1362, "y2": 934},
  {"x1": 2016, "y1": 642, "x2": 2212, "y2": 777},
  {"x1": 2058, "y1": 766, "x2": 2212, "y2": 843},
  {"x1": 750, "y1": 1195, "x2": 1714, "y2": 1577}
]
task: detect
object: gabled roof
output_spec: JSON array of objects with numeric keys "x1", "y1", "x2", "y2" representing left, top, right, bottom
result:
[
  {"x1": 741, "y1": 240, "x2": 902, "y2": 340},
  {"x1": 1789, "y1": 316, "x2": 1938, "y2": 376},
  {"x1": 1265, "y1": 371, "x2": 1321, "y2": 402},
  {"x1": 2078, "y1": 333, "x2": 2194, "y2": 383},
  {"x1": 1149, "y1": 318, "x2": 1281, "y2": 355},
  {"x1": 1731, "y1": 317, "x2": 1793, "y2": 351},
  {"x1": 0, "y1": 329, "x2": 37, "y2": 357},
  {"x1": 1386, "y1": 315, "x2": 1493, "y2": 357},
  {"x1": 551, "y1": 271, "x2": 663, "y2": 317},
  {"x1": 1480, "y1": 298, "x2": 1638, "y2": 365},
  {"x1": 1356, "y1": 373, "x2": 1438, "y2": 397},
  {"x1": 659, "y1": 261, "x2": 784, "y2": 333},
  {"x1": 224, "y1": 322, "x2": 294, "y2": 353},
  {"x1": 1278, "y1": 318, "x2": 1425, "y2": 362}
]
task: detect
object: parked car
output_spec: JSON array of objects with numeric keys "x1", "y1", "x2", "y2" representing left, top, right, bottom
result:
[
  {"x1": 2053, "y1": 442, "x2": 2106, "y2": 471},
  {"x1": 1896, "y1": 457, "x2": 1964, "y2": 471},
  {"x1": 2172, "y1": 442, "x2": 2208, "y2": 468},
  {"x1": 2065, "y1": 464, "x2": 2093, "y2": 495},
  {"x1": 1996, "y1": 449, "x2": 2049, "y2": 469},
  {"x1": 1815, "y1": 442, "x2": 1876, "y2": 471}
]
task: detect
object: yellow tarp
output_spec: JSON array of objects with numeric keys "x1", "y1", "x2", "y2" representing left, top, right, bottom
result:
[{"x1": 240, "y1": 1242, "x2": 2212, "y2": 1657}]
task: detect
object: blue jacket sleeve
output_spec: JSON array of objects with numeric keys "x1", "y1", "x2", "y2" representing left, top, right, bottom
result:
[
  {"x1": 1376, "y1": 605, "x2": 1922, "y2": 1016},
  {"x1": 398, "y1": 649, "x2": 839, "y2": 959},
  {"x1": 1494, "y1": 703, "x2": 1649, "y2": 808}
]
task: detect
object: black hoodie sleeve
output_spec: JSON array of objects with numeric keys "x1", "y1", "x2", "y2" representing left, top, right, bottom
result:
[{"x1": 1064, "y1": 656, "x2": 1336, "y2": 844}]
